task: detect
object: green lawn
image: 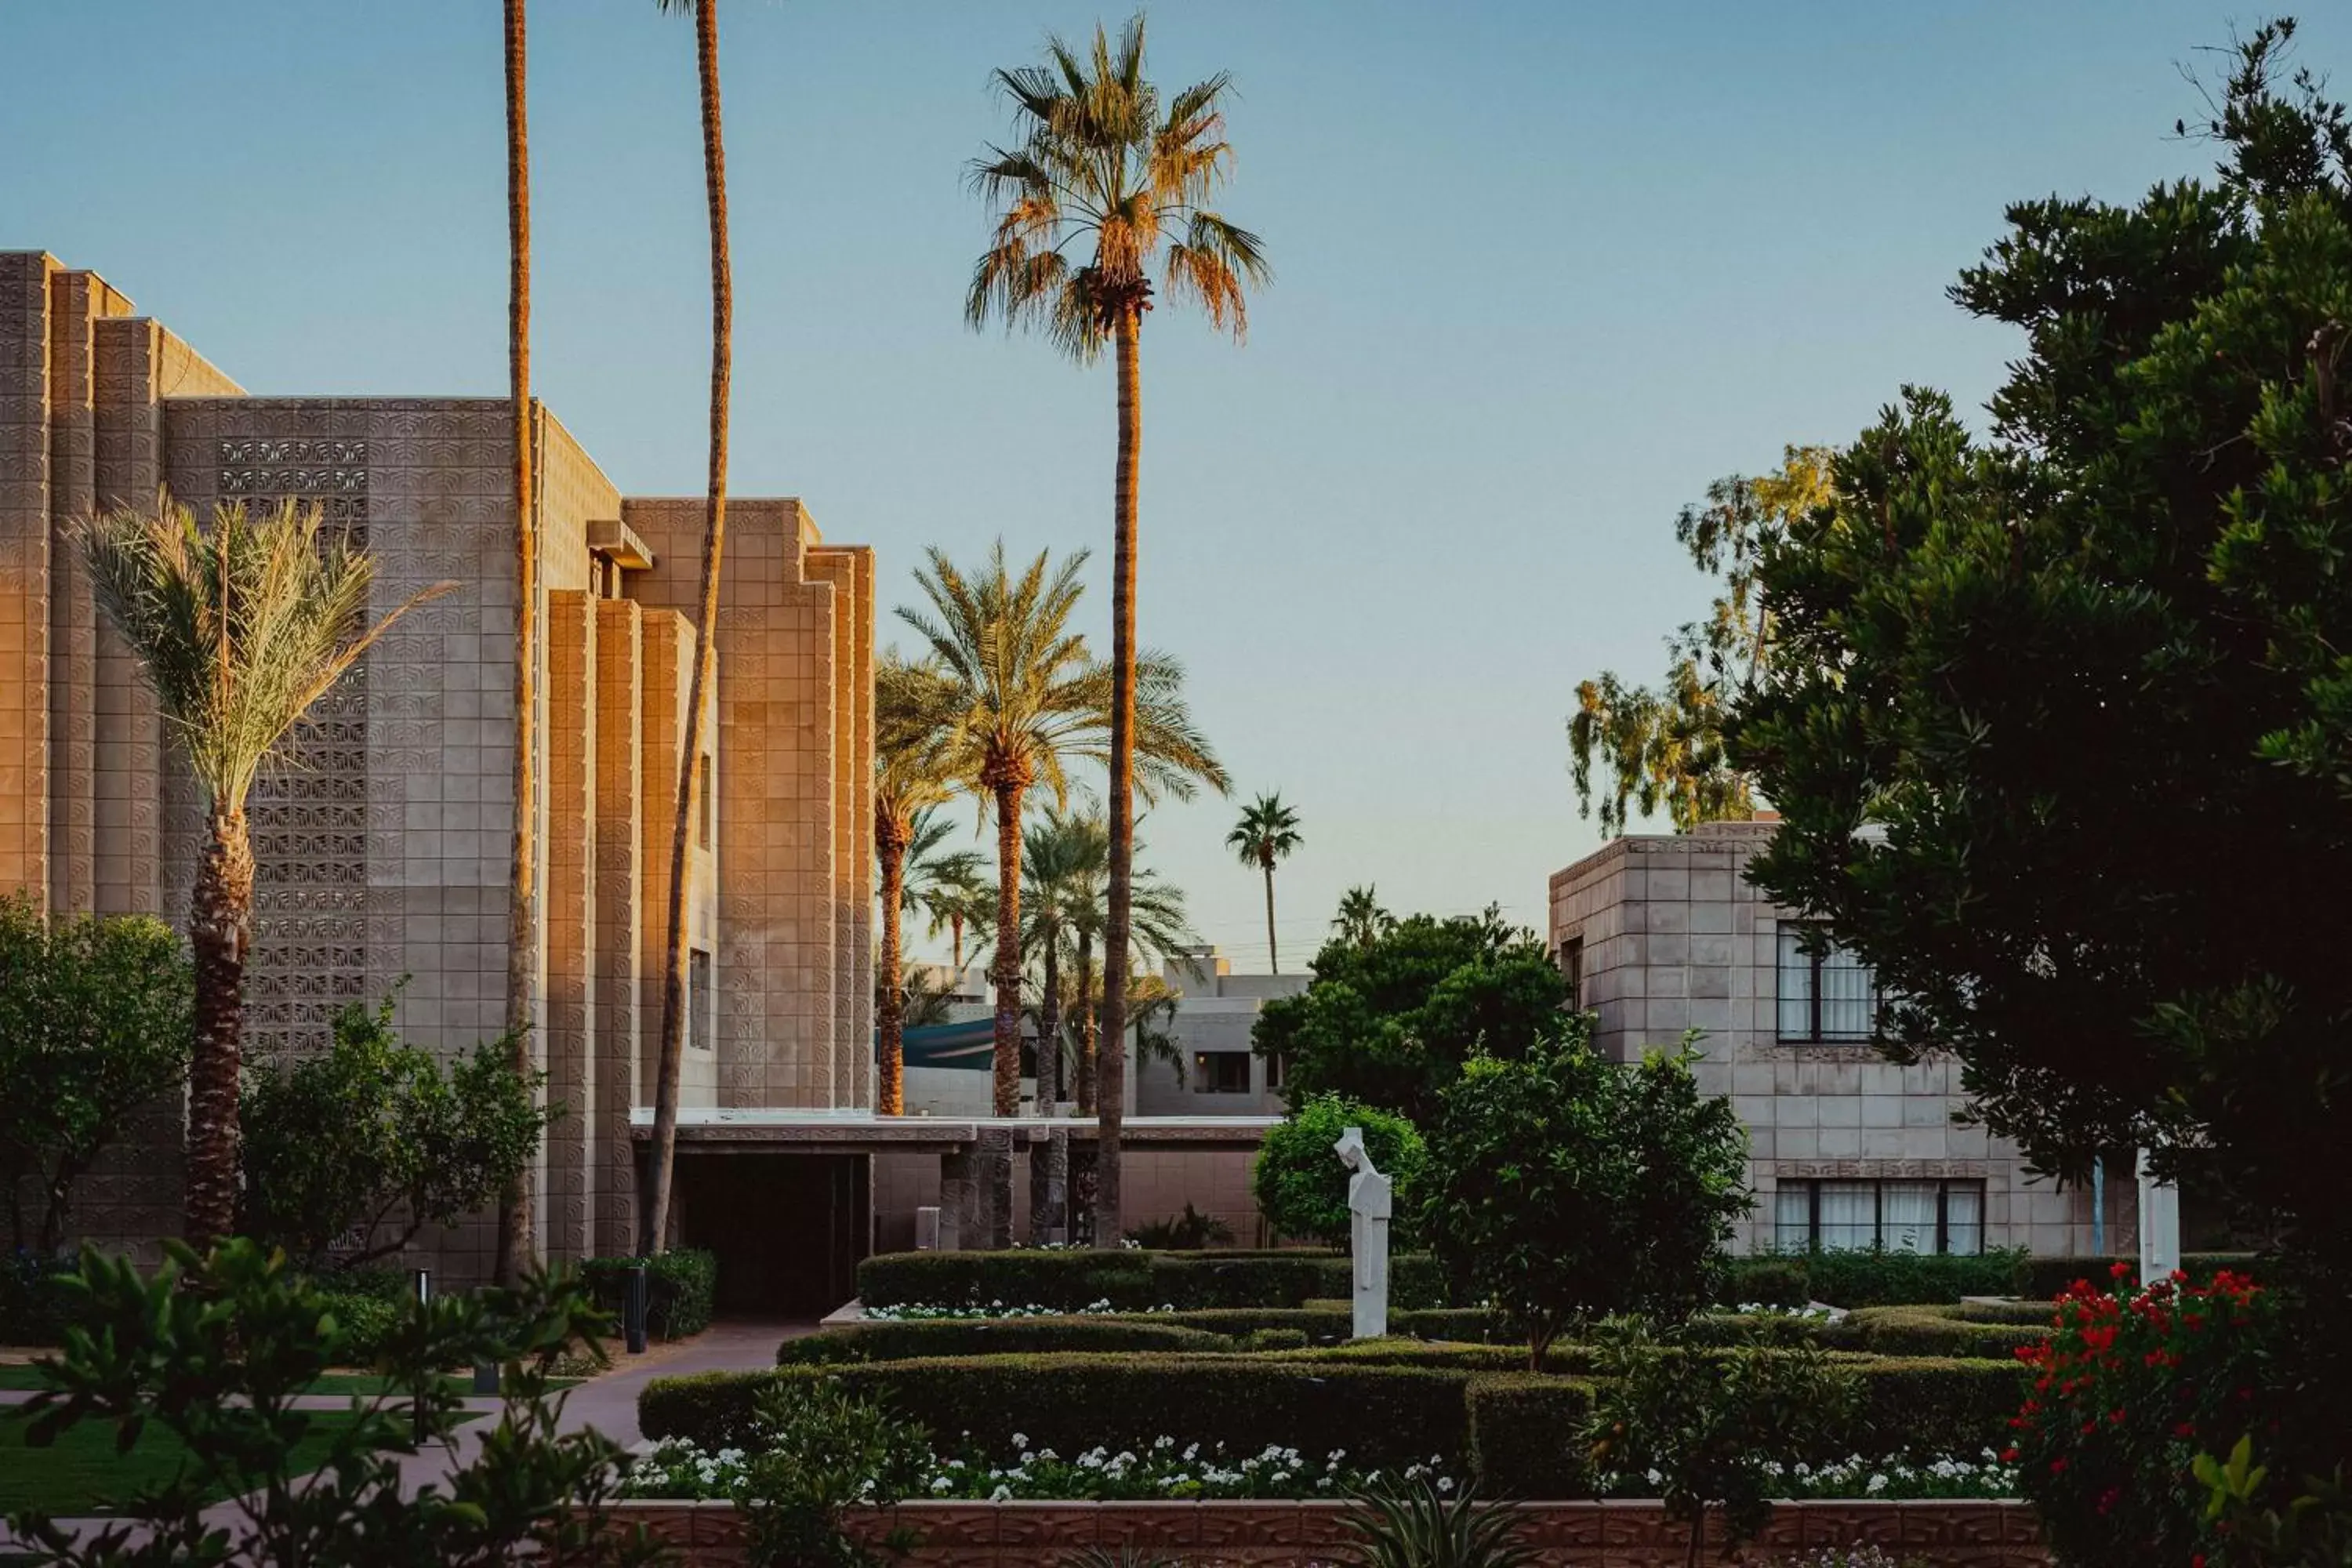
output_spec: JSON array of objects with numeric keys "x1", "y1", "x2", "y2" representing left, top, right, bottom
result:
[{"x1": 0, "y1": 1409, "x2": 376, "y2": 1516}]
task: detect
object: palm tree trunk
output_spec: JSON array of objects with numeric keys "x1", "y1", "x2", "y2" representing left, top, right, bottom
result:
[
  {"x1": 1094, "y1": 304, "x2": 1143, "y2": 1247},
  {"x1": 184, "y1": 805, "x2": 253, "y2": 1247},
  {"x1": 951, "y1": 916, "x2": 964, "y2": 973},
  {"x1": 1074, "y1": 933, "x2": 1097, "y2": 1113},
  {"x1": 641, "y1": 0, "x2": 730, "y2": 1259},
  {"x1": 1037, "y1": 940, "x2": 1062, "y2": 1109},
  {"x1": 989, "y1": 780, "x2": 1026, "y2": 1118},
  {"x1": 877, "y1": 831, "x2": 908, "y2": 1116},
  {"x1": 1262, "y1": 860, "x2": 1278, "y2": 974},
  {"x1": 495, "y1": 0, "x2": 539, "y2": 1287}
]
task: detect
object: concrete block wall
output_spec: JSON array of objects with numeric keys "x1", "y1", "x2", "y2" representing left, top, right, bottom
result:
[{"x1": 1549, "y1": 821, "x2": 2111, "y2": 1256}]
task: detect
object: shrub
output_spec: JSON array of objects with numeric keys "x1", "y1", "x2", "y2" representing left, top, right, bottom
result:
[
  {"x1": 314, "y1": 1288, "x2": 405, "y2": 1363},
  {"x1": 1425, "y1": 1034, "x2": 1749, "y2": 1363},
  {"x1": 641, "y1": 1354, "x2": 1475, "y2": 1468},
  {"x1": 778, "y1": 1318, "x2": 1231, "y2": 1364},
  {"x1": 1464, "y1": 1374, "x2": 1600, "y2": 1497},
  {"x1": 1951, "y1": 1298, "x2": 2061, "y2": 1326},
  {"x1": 1586, "y1": 1320, "x2": 1860, "y2": 1561},
  {"x1": 240, "y1": 997, "x2": 546, "y2": 1271},
  {"x1": 580, "y1": 1249, "x2": 717, "y2": 1341},
  {"x1": 852, "y1": 1248, "x2": 1445, "y2": 1313},
  {"x1": 1251, "y1": 1097, "x2": 1426, "y2": 1247},
  {"x1": 2013, "y1": 1264, "x2": 2291, "y2": 1566},
  {"x1": 1718, "y1": 1258, "x2": 1809, "y2": 1309},
  {"x1": 0, "y1": 1250, "x2": 73, "y2": 1345},
  {"x1": 2007, "y1": 1251, "x2": 2256, "y2": 1302},
  {"x1": 1787, "y1": 1246, "x2": 2025, "y2": 1308},
  {"x1": 1842, "y1": 1354, "x2": 2025, "y2": 1458},
  {"x1": 1126, "y1": 1203, "x2": 1235, "y2": 1250},
  {"x1": 735, "y1": 1379, "x2": 929, "y2": 1568},
  {"x1": 1838, "y1": 1305, "x2": 2050, "y2": 1360}
]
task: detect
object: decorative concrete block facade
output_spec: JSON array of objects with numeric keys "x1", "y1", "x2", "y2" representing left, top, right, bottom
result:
[
  {"x1": 1549, "y1": 821, "x2": 2128, "y2": 1257},
  {"x1": 0, "y1": 252, "x2": 876, "y2": 1279}
]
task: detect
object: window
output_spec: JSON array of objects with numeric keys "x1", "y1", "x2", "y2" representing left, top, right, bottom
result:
[
  {"x1": 1193, "y1": 1051, "x2": 1252, "y2": 1094},
  {"x1": 1777, "y1": 923, "x2": 1878, "y2": 1041},
  {"x1": 1774, "y1": 1179, "x2": 1984, "y2": 1254},
  {"x1": 696, "y1": 753, "x2": 715, "y2": 849},
  {"x1": 688, "y1": 949, "x2": 713, "y2": 1051},
  {"x1": 1265, "y1": 1051, "x2": 1287, "y2": 1091},
  {"x1": 1559, "y1": 936, "x2": 1584, "y2": 1011}
]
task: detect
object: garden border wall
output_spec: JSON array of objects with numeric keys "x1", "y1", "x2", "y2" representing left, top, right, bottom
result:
[{"x1": 608, "y1": 1497, "x2": 2045, "y2": 1566}]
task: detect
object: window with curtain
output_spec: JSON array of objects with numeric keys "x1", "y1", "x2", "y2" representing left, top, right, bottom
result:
[
  {"x1": 1773, "y1": 1178, "x2": 1987, "y2": 1254},
  {"x1": 1777, "y1": 923, "x2": 1880, "y2": 1042}
]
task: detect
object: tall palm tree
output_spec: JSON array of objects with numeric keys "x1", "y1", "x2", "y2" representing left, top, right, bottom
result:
[
  {"x1": 967, "y1": 14, "x2": 1267, "y2": 1243},
  {"x1": 1334, "y1": 884, "x2": 1392, "y2": 948},
  {"x1": 895, "y1": 542, "x2": 1224, "y2": 1127},
  {"x1": 920, "y1": 862, "x2": 992, "y2": 975},
  {"x1": 82, "y1": 495, "x2": 452, "y2": 1246},
  {"x1": 874, "y1": 654, "x2": 956, "y2": 1116},
  {"x1": 1226, "y1": 792, "x2": 1302, "y2": 973},
  {"x1": 1054, "y1": 818, "x2": 1198, "y2": 1114},
  {"x1": 495, "y1": 0, "x2": 539, "y2": 1287},
  {"x1": 641, "y1": 0, "x2": 732, "y2": 1260},
  {"x1": 1020, "y1": 805, "x2": 1104, "y2": 1111}
]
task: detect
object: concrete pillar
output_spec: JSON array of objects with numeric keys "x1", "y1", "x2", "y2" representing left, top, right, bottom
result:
[
  {"x1": 1028, "y1": 1127, "x2": 1069, "y2": 1247},
  {"x1": 590, "y1": 598, "x2": 644, "y2": 1258},
  {"x1": 544, "y1": 590, "x2": 597, "y2": 1261},
  {"x1": 2137, "y1": 1149, "x2": 2180, "y2": 1287},
  {"x1": 938, "y1": 1149, "x2": 974, "y2": 1252},
  {"x1": 976, "y1": 1126, "x2": 1014, "y2": 1250}
]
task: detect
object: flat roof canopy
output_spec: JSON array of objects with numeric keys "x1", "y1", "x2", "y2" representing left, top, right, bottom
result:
[{"x1": 626, "y1": 1109, "x2": 1276, "y2": 1155}]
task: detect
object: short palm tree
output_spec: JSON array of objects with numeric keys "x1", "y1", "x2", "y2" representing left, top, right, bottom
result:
[
  {"x1": 920, "y1": 861, "x2": 993, "y2": 975},
  {"x1": 642, "y1": 0, "x2": 734, "y2": 1259},
  {"x1": 1334, "y1": 884, "x2": 1392, "y2": 949},
  {"x1": 874, "y1": 654, "x2": 958, "y2": 1116},
  {"x1": 895, "y1": 541, "x2": 1224, "y2": 1121},
  {"x1": 82, "y1": 494, "x2": 452, "y2": 1245},
  {"x1": 1227, "y1": 792, "x2": 1303, "y2": 973},
  {"x1": 967, "y1": 13, "x2": 1265, "y2": 1240},
  {"x1": 1020, "y1": 805, "x2": 1106, "y2": 1109},
  {"x1": 1055, "y1": 820, "x2": 1199, "y2": 1114}
]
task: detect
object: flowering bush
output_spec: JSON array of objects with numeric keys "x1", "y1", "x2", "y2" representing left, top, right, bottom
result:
[
  {"x1": 859, "y1": 1298, "x2": 1174, "y2": 1321},
  {"x1": 1594, "y1": 1450, "x2": 2019, "y2": 1502},
  {"x1": 625, "y1": 1431, "x2": 1457, "y2": 1504},
  {"x1": 2011, "y1": 1264, "x2": 2282, "y2": 1566}
]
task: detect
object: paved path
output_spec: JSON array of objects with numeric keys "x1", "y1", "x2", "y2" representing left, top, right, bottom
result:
[{"x1": 0, "y1": 1319, "x2": 810, "y2": 1551}]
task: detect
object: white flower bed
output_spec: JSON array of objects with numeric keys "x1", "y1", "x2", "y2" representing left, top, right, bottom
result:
[
  {"x1": 1595, "y1": 1449, "x2": 2019, "y2": 1501},
  {"x1": 623, "y1": 1433, "x2": 1456, "y2": 1502},
  {"x1": 859, "y1": 1298, "x2": 1177, "y2": 1321}
]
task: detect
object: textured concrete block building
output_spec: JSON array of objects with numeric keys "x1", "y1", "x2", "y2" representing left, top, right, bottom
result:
[
  {"x1": 1549, "y1": 820, "x2": 2132, "y2": 1258},
  {"x1": 0, "y1": 252, "x2": 875, "y2": 1281}
]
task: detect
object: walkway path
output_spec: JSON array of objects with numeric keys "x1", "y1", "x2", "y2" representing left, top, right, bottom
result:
[{"x1": 0, "y1": 1318, "x2": 811, "y2": 1550}]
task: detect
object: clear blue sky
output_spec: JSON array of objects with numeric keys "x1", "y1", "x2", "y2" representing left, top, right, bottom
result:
[{"x1": 6, "y1": 2, "x2": 2339, "y2": 971}]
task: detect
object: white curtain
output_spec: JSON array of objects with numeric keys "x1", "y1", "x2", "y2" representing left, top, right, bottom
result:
[
  {"x1": 1774, "y1": 1185, "x2": 1813, "y2": 1250},
  {"x1": 1882, "y1": 1182, "x2": 1937, "y2": 1253},
  {"x1": 1777, "y1": 926, "x2": 1815, "y2": 1038},
  {"x1": 1818, "y1": 1181, "x2": 1876, "y2": 1250},
  {"x1": 1945, "y1": 1184, "x2": 1984, "y2": 1255}
]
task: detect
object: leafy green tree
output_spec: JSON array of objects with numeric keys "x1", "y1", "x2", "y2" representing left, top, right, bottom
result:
[
  {"x1": 239, "y1": 999, "x2": 547, "y2": 1272},
  {"x1": 5, "y1": 1238, "x2": 659, "y2": 1566},
  {"x1": 1422, "y1": 1027, "x2": 1750, "y2": 1365},
  {"x1": 1250, "y1": 1095, "x2": 1425, "y2": 1247},
  {"x1": 0, "y1": 897, "x2": 193, "y2": 1253},
  {"x1": 1568, "y1": 447, "x2": 1831, "y2": 834},
  {"x1": 1724, "y1": 21, "x2": 2352, "y2": 1298},
  {"x1": 1585, "y1": 1319, "x2": 1857, "y2": 1568},
  {"x1": 81, "y1": 495, "x2": 448, "y2": 1248},
  {"x1": 1254, "y1": 907, "x2": 1566, "y2": 1127},
  {"x1": 967, "y1": 13, "x2": 1268, "y2": 1243},
  {"x1": 1226, "y1": 791, "x2": 1302, "y2": 972}
]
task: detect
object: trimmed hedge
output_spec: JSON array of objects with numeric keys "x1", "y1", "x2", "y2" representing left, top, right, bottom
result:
[
  {"x1": 1466, "y1": 1374, "x2": 1600, "y2": 1497},
  {"x1": 581, "y1": 1249, "x2": 717, "y2": 1341},
  {"x1": 1952, "y1": 1298, "x2": 2060, "y2": 1327},
  {"x1": 642, "y1": 1354, "x2": 1474, "y2": 1468},
  {"x1": 2007, "y1": 1252, "x2": 2254, "y2": 1302},
  {"x1": 853, "y1": 1248, "x2": 1444, "y2": 1312},
  {"x1": 1717, "y1": 1258, "x2": 1809, "y2": 1308},
  {"x1": 1838, "y1": 1305, "x2": 2049, "y2": 1360},
  {"x1": 779, "y1": 1318, "x2": 1232, "y2": 1365},
  {"x1": 1847, "y1": 1354, "x2": 2027, "y2": 1457}
]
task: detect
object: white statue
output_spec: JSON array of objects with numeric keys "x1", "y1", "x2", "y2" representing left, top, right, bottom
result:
[
  {"x1": 1334, "y1": 1125, "x2": 1391, "y2": 1339},
  {"x1": 2137, "y1": 1148, "x2": 2180, "y2": 1287}
]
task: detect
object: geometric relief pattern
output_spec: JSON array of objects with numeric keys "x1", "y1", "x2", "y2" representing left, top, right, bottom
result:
[{"x1": 232, "y1": 452, "x2": 370, "y2": 1060}]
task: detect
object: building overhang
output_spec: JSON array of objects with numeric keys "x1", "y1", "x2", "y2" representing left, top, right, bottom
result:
[
  {"x1": 586, "y1": 517, "x2": 656, "y2": 571},
  {"x1": 625, "y1": 1109, "x2": 1278, "y2": 1154}
]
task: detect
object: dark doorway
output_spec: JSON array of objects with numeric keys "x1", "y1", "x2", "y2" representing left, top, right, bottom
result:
[{"x1": 677, "y1": 1152, "x2": 869, "y2": 1318}]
